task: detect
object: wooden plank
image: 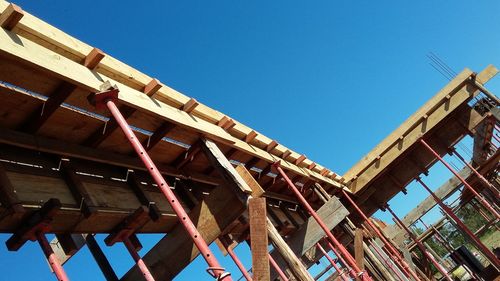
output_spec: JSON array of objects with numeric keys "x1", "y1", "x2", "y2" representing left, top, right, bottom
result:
[
  {"x1": 200, "y1": 138, "x2": 253, "y2": 195},
  {"x1": 249, "y1": 197, "x2": 270, "y2": 281},
  {"x1": 235, "y1": 165, "x2": 264, "y2": 198},
  {"x1": 354, "y1": 228, "x2": 365, "y2": 271},
  {"x1": 0, "y1": 163, "x2": 25, "y2": 215},
  {"x1": 266, "y1": 217, "x2": 314, "y2": 281}
]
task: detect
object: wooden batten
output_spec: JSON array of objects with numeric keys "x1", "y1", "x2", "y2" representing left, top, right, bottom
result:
[
  {"x1": 282, "y1": 150, "x2": 291, "y2": 160},
  {"x1": 295, "y1": 154, "x2": 306, "y2": 166},
  {"x1": 143, "y1": 78, "x2": 162, "y2": 97},
  {"x1": 245, "y1": 130, "x2": 258, "y2": 143},
  {"x1": 0, "y1": 3, "x2": 23, "y2": 31},
  {"x1": 266, "y1": 140, "x2": 278, "y2": 152},
  {"x1": 83, "y1": 48, "x2": 105, "y2": 70},
  {"x1": 182, "y1": 98, "x2": 199, "y2": 113}
]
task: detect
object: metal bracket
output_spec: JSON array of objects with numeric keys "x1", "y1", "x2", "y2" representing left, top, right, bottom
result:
[{"x1": 6, "y1": 198, "x2": 61, "y2": 251}]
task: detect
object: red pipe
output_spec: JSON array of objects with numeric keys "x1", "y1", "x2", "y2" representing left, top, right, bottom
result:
[
  {"x1": 366, "y1": 238, "x2": 407, "y2": 281},
  {"x1": 123, "y1": 238, "x2": 155, "y2": 281},
  {"x1": 105, "y1": 99, "x2": 231, "y2": 280},
  {"x1": 268, "y1": 254, "x2": 288, "y2": 281},
  {"x1": 386, "y1": 205, "x2": 453, "y2": 281},
  {"x1": 453, "y1": 150, "x2": 500, "y2": 197},
  {"x1": 37, "y1": 232, "x2": 70, "y2": 281},
  {"x1": 273, "y1": 164, "x2": 372, "y2": 281},
  {"x1": 316, "y1": 243, "x2": 349, "y2": 281},
  {"x1": 416, "y1": 178, "x2": 500, "y2": 268},
  {"x1": 226, "y1": 246, "x2": 252, "y2": 281},
  {"x1": 325, "y1": 240, "x2": 358, "y2": 280},
  {"x1": 419, "y1": 139, "x2": 499, "y2": 220},
  {"x1": 341, "y1": 189, "x2": 420, "y2": 281}
]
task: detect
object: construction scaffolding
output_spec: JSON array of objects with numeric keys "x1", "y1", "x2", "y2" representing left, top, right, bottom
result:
[{"x1": 0, "y1": 2, "x2": 498, "y2": 280}]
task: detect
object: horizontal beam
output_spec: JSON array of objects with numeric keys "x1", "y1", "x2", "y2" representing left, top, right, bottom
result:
[{"x1": 0, "y1": 126, "x2": 220, "y2": 186}]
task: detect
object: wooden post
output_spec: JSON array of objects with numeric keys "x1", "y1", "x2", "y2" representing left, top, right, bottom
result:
[
  {"x1": 354, "y1": 228, "x2": 365, "y2": 272},
  {"x1": 249, "y1": 198, "x2": 270, "y2": 281}
]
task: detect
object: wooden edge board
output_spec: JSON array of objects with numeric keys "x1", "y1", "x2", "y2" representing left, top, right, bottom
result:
[
  {"x1": 344, "y1": 65, "x2": 498, "y2": 183},
  {"x1": 0, "y1": 1, "x2": 341, "y2": 185}
]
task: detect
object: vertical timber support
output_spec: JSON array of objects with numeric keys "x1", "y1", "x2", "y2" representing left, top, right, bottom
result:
[
  {"x1": 354, "y1": 228, "x2": 365, "y2": 274},
  {"x1": 233, "y1": 165, "x2": 313, "y2": 281},
  {"x1": 249, "y1": 198, "x2": 270, "y2": 281},
  {"x1": 92, "y1": 86, "x2": 232, "y2": 280}
]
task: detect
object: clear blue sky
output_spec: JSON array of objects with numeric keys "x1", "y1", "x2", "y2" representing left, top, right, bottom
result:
[{"x1": 1, "y1": 1, "x2": 499, "y2": 280}]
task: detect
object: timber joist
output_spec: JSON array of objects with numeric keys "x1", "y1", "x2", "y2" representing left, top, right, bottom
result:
[{"x1": 0, "y1": 1, "x2": 344, "y2": 193}]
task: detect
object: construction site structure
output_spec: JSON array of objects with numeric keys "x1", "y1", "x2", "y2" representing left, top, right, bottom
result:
[{"x1": 0, "y1": 2, "x2": 498, "y2": 280}]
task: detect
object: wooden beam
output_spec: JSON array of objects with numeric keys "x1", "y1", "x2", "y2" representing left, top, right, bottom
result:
[
  {"x1": 266, "y1": 217, "x2": 314, "y2": 281},
  {"x1": 245, "y1": 130, "x2": 258, "y2": 143},
  {"x1": 249, "y1": 197, "x2": 270, "y2": 281},
  {"x1": 172, "y1": 142, "x2": 202, "y2": 169},
  {"x1": 20, "y1": 82, "x2": 77, "y2": 134},
  {"x1": 6, "y1": 198, "x2": 61, "y2": 251},
  {"x1": 59, "y1": 160, "x2": 98, "y2": 218},
  {"x1": 0, "y1": 163, "x2": 25, "y2": 215},
  {"x1": 142, "y1": 121, "x2": 176, "y2": 151},
  {"x1": 104, "y1": 206, "x2": 150, "y2": 246},
  {"x1": 143, "y1": 78, "x2": 162, "y2": 97},
  {"x1": 127, "y1": 171, "x2": 161, "y2": 221},
  {"x1": 294, "y1": 154, "x2": 306, "y2": 166},
  {"x1": 230, "y1": 165, "x2": 312, "y2": 280},
  {"x1": 0, "y1": 3, "x2": 23, "y2": 31},
  {"x1": 354, "y1": 228, "x2": 365, "y2": 271},
  {"x1": 266, "y1": 140, "x2": 278, "y2": 152},
  {"x1": 0, "y1": 127, "x2": 220, "y2": 186},
  {"x1": 182, "y1": 98, "x2": 199, "y2": 113},
  {"x1": 83, "y1": 105, "x2": 136, "y2": 147},
  {"x1": 200, "y1": 138, "x2": 252, "y2": 195},
  {"x1": 83, "y1": 48, "x2": 105, "y2": 70},
  {"x1": 235, "y1": 165, "x2": 264, "y2": 198}
]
